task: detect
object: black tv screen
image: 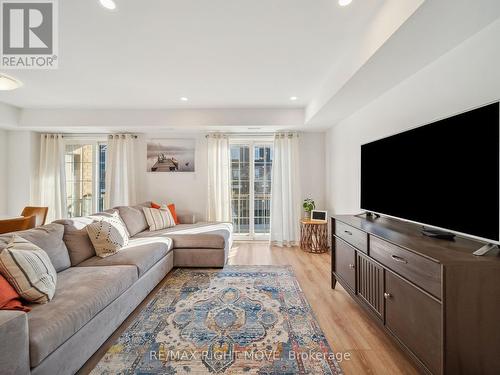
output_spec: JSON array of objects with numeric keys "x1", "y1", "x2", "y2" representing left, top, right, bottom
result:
[{"x1": 361, "y1": 102, "x2": 500, "y2": 243}]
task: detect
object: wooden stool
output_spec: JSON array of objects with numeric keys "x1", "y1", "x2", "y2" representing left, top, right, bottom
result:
[{"x1": 300, "y1": 219, "x2": 328, "y2": 253}]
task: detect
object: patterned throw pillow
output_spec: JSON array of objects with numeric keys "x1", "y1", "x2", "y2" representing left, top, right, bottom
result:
[
  {"x1": 86, "y1": 212, "x2": 129, "y2": 258},
  {"x1": 151, "y1": 202, "x2": 180, "y2": 225},
  {"x1": 0, "y1": 235, "x2": 57, "y2": 304},
  {"x1": 143, "y1": 207, "x2": 176, "y2": 231}
]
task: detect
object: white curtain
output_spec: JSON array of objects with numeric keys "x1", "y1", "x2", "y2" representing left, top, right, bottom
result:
[
  {"x1": 38, "y1": 134, "x2": 67, "y2": 222},
  {"x1": 207, "y1": 134, "x2": 231, "y2": 222},
  {"x1": 105, "y1": 134, "x2": 138, "y2": 208},
  {"x1": 270, "y1": 132, "x2": 301, "y2": 247}
]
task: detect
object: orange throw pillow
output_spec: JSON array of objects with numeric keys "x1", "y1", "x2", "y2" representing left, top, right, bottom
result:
[
  {"x1": 0, "y1": 274, "x2": 31, "y2": 312},
  {"x1": 168, "y1": 204, "x2": 179, "y2": 225},
  {"x1": 151, "y1": 202, "x2": 179, "y2": 224}
]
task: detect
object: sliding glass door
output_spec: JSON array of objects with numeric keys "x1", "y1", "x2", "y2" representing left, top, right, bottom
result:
[
  {"x1": 230, "y1": 141, "x2": 273, "y2": 239},
  {"x1": 65, "y1": 141, "x2": 107, "y2": 217}
]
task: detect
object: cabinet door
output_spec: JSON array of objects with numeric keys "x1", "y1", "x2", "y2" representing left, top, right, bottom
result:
[
  {"x1": 385, "y1": 271, "x2": 442, "y2": 375},
  {"x1": 334, "y1": 238, "x2": 356, "y2": 291},
  {"x1": 357, "y1": 252, "x2": 384, "y2": 320}
]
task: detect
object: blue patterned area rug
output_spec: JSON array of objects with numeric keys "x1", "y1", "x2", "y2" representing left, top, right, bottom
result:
[{"x1": 91, "y1": 266, "x2": 343, "y2": 374}]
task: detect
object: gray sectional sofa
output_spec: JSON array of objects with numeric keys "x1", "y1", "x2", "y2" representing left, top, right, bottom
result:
[{"x1": 0, "y1": 203, "x2": 232, "y2": 375}]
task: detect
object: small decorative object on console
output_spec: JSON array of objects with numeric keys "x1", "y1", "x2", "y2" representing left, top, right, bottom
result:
[
  {"x1": 303, "y1": 198, "x2": 315, "y2": 219},
  {"x1": 311, "y1": 210, "x2": 327, "y2": 222}
]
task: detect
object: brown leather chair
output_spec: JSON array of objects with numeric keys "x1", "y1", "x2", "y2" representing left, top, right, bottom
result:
[
  {"x1": 21, "y1": 206, "x2": 48, "y2": 227},
  {"x1": 0, "y1": 215, "x2": 37, "y2": 235}
]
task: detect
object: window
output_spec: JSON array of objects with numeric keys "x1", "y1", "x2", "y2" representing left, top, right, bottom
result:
[
  {"x1": 230, "y1": 141, "x2": 273, "y2": 238},
  {"x1": 231, "y1": 146, "x2": 250, "y2": 234},
  {"x1": 65, "y1": 141, "x2": 106, "y2": 217},
  {"x1": 253, "y1": 145, "x2": 272, "y2": 234},
  {"x1": 98, "y1": 144, "x2": 107, "y2": 212}
]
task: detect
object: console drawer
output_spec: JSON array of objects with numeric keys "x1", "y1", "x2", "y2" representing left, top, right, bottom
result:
[
  {"x1": 335, "y1": 221, "x2": 367, "y2": 253},
  {"x1": 370, "y1": 237, "x2": 442, "y2": 299},
  {"x1": 334, "y1": 238, "x2": 356, "y2": 291},
  {"x1": 385, "y1": 271, "x2": 442, "y2": 375}
]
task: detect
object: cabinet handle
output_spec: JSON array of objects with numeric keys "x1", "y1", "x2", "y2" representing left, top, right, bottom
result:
[
  {"x1": 384, "y1": 292, "x2": 391, "y2": 299},
  {"x1": 391, "y1": 255, "x2": 408, "y2": 264},
  {"x1": 348, "y1": 264, "x2": 355, "y2": 269},
  {"x1": 344, "y1": 230, "x2": 352, "y2": 235}
]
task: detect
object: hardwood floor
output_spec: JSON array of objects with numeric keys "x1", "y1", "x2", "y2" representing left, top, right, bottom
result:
[
  {"x1": 80, "y1": 242, "x2": 419, "y2": 374},
  {"x1": 228, "y1": 242, "x2": 419, "y2": 375}
]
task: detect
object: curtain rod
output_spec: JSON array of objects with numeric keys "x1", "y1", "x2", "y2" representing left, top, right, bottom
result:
[
  {"x1": 205, "y1": 133, "x2": 294, "y2": 138},
  {"x1": 43, "y1": 133, "x2": 138, "y2": 139}
]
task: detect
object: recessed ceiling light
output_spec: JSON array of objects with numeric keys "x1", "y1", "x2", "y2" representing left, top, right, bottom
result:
[
  {"x1": 290, "y1": 96, "x2": 298, "y2": 101},
  {"x1": 99, "y1": 0, "x2": 117, "y2": 10},
  {"x1": 338, "y1": 0, "x2": 352, "y2": 6},
  {"x1": 0, "y1": 74, "x2": 23, "y2": 91},
  {"x1": 180, "y1": 97, "x2": 189, "y2": 102}
]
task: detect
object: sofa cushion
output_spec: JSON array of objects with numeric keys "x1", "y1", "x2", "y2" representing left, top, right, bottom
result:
[
  {"x1": 168, "y1": 234, "x2": 224, "y2": 249},
  {"x1": 143, "y1": 207, "x2": 176, "y2": 231},
  {"x1": 133, "y1": 223, "x2": 229, "y2": 249},
  {"x1": 151, "y1": 202, "x2": 180, "y2": 224},
  {"x1": 86, "y1": 212, "x2": 130, "y2": 258},
  {"x1": 77, "y1": 237, "x2": 172, "y2": 277},
  {"x1": 115, "y1": 203, "x2": 150, "y2": 236},
  {"x1": 0, "y1": 236, "x2": 57, "y2": 304},
  {"x1": 0, "y1": 273, "x2": 31, "y2": 312},
  {"x1": 54, "y1": 212, "x2": 116, "y2": 266},
  {"x1": 0, "y1": 223, "x2": 70, "y2": 272},
  {"x1": 174, "y1": 248, "x2": 225, "y2": 267},
  {"x1": 27, "y1": 265, "x2": 137, "y2": 367}
]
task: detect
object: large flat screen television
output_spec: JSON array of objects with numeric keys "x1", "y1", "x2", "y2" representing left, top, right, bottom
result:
[{"x1": 361, "y1": 102, "x2": 500, "y2": 243}]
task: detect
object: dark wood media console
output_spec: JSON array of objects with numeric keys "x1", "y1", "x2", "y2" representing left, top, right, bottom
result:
[{"x1": 331, "y1": 215, "x2": 500, "y2": 375}]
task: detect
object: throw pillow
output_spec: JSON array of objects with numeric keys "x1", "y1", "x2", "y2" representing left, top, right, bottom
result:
[
  {"x1": 0, "y1": 274, "x2": 30, "y2": 312},
  {"x1": 0, "y1": 235, "x2": 57, "y2": 304},
  {"x1": 143, "y1": 207, "x2": 176, "y2": 231},
  {"x1": 86, "y1": 212, "x2": 129, "y2": 258},
  {"x1": 167, "y1": 204, "x2": 180, "y2": 225},
  {"x1": 151, "y1": 202, "x2": 180, "y2": 224}
]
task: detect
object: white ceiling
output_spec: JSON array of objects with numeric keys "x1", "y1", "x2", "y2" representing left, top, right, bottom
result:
[
  {"x1": 4, "y1": 0, "x2": 497, "y2": 132},
  {"x1": 307, "y1": 0, "x2": 500, "y2": 127},
  {"x1": 0, "y1": 0, "x2": 392, "y2": 109}
]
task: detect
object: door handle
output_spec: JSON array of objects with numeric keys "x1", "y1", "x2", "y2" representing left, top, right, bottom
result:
[
  {"x1": 344, "y1": 230, "x2": 352, "y2": 236},
  {"x1": 384, "y1": 292, "x2": 391, "y2": 299},
  {"x1": 391, "y1": 255, "x2": 408, "y2": 264},
  {"x1": 348, "y1": 264, "x2": 355, "y2": 269}
]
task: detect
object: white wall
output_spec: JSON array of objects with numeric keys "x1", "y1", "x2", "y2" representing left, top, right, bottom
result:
[
  {"x1": 0, "y1": 128, "x2": 324, "y2": 221},
  {"x1": 20, "y1": 108, "x2": 304, "y2": 131},
  {"x1": 0, "y1": 102, "x2": 20, "y2": 128},
  {"x1": 136, "y1": 131, "x2": 325, "y2": 221},
  {"x1": 0, "y1": 130, "x2": 7, "y2": 214},
  {"x1": 325, "y1": 18, "x2": 500, "y2": 215},
  {"x1": 0, "y1": 102, "x2": 21, "y2": 215},
  {"x1": 300, "y1": 133, "x2": 326, "y2": 210},
  {"x1": 5, "y1": 131, "x2": 38, "y2": 216},
  {"x1": 136, "y1": 133, "x2": 209, "y2": 221}
]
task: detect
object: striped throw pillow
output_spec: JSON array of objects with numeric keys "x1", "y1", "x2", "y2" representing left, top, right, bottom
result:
[
  {"x1": 143, "y1": 207, "x2": 176, "y2": 231},
  {"x1": 86, "y1": 212, "x2": 129, "y2": 258},
  {"x1": 0, "y1": 235, "x2": 57, "y2": 304}
]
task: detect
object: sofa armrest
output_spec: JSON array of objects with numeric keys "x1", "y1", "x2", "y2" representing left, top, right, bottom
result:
[
  {"x1": 177, "y1": 212, "x2": 196, "y2": 224},
  {"x1": 0, "y1": 311, "x2": 30, "y2": 375}
]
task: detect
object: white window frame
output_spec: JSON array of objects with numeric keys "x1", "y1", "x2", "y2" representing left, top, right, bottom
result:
[
  {"x1": 230, "y1": 137, "x2": 273, "y2": 241},
  {"x1": 64, "y1": 137, "x2": 107, "y2": 216}
]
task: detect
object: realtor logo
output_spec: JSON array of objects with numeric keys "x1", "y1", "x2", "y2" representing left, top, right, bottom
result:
[{"x1": 1, "y1": 0, "x2": 58, "y2": 69}]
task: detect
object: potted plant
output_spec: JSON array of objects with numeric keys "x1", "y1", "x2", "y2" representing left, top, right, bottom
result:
[{"x1": 303, "y1": 198, "x2": 315, "y2": 219}]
